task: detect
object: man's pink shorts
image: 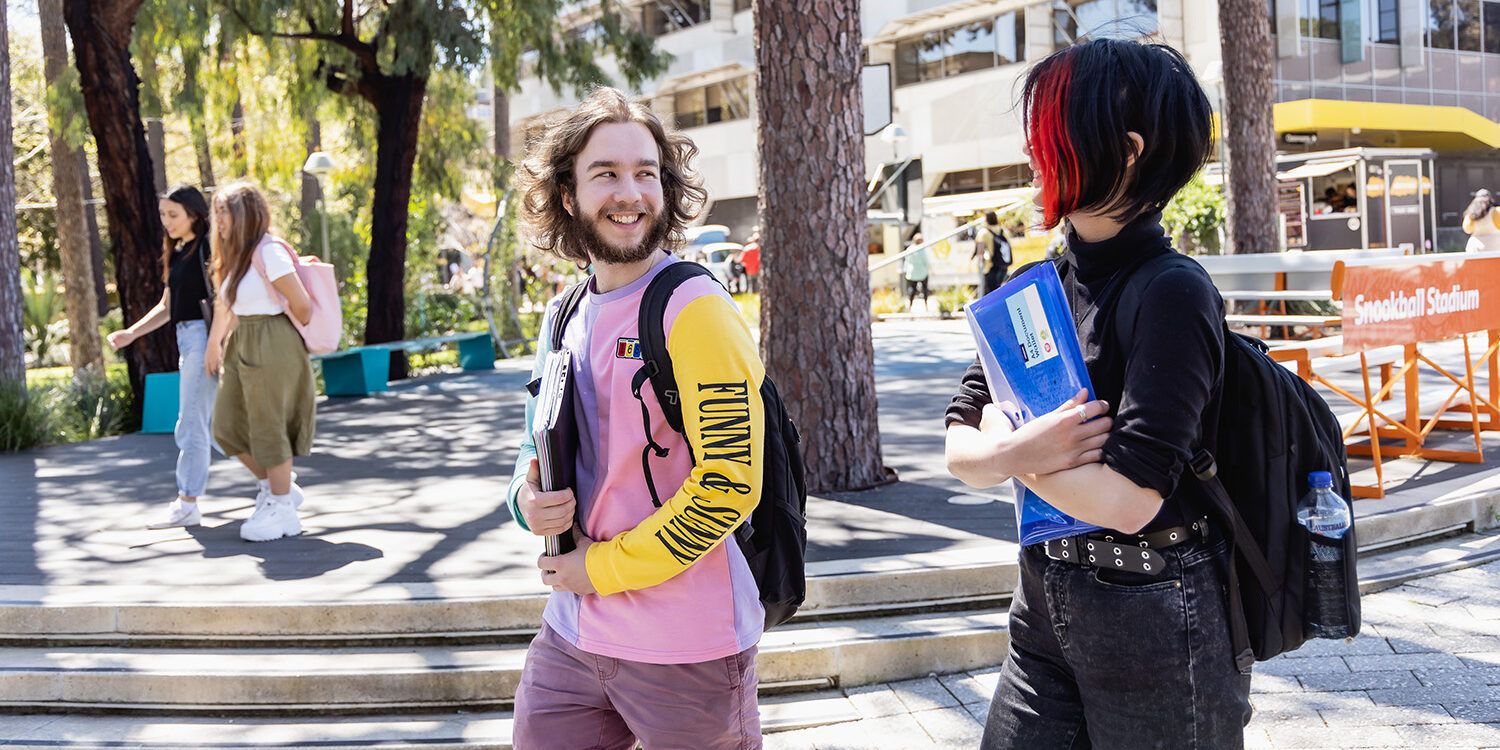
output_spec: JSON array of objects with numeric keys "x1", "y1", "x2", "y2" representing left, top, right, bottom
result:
[{"x1": 512, "y1": 624, "x2": 762, "y2": 750}]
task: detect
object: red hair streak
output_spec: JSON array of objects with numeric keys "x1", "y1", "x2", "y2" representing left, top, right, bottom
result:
[{"x1": 1027, "y1": 55, "x2": 1080, "y2": 228}]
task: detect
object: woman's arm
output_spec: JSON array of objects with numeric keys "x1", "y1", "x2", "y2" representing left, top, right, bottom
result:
[
  {"x1": 271, "y1": 273, "x2": 313, "y2": 326},
  {"x1": 106, "y1": 289, "x2": 171, "y2": 350},
  {"x1": 204, "y1": 296, "x2": 236, "y2": 376}
]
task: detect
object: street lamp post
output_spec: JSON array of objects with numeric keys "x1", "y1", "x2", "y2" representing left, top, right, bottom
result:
[{"x1": 302, "y1": 151, "x2": 336, "y2": 263}]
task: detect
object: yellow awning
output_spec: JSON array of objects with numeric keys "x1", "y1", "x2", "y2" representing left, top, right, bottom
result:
[
  {"x1": 1273, "y1": 99, "x2": 1500, "y2": 151},
  {"x1": 1277, "y1": 158, "x2": 1359, "y2": 181}
]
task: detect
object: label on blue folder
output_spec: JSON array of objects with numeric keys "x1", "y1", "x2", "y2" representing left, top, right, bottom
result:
[{"x1": 966, "y1": 261, "x2": 1102, "y2": 547}]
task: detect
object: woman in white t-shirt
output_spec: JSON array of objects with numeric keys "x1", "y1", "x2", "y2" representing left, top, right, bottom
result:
[
  {"x1": 1463, "y1": 189, "x2": 1500, "y2": 253},
  {"x1": 204, "y1": 182, "x2": 318, "y2": 543}
]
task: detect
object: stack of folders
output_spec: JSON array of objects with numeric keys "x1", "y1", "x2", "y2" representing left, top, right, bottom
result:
[
  {"x1": 533, "y1": 349, "x2": 578, "y2": 557},
  {"x1": 965, "y1": 261, "x2": 1101, "y2": 546}
]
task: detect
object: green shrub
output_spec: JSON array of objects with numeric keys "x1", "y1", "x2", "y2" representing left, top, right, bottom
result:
[
  {"x1": 48, "y1": 368, "x2": 137, "y2": 442},
  {"x1": 935, "y1": 285, "x2": 976, "y2": 317},
  {"x1": 0, "y1": 381, "x2": 54, "y2": 452},
  {"x1": 1163, "y1": 174, "x2": 1226, "y2": 255},
  {"x1": 870, "y1": 288, "x2": 906, "y2": 316}
]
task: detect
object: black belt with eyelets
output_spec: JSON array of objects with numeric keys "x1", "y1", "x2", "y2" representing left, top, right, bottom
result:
[{"x1": 1041, "y1": 517, "x2": 1211, "y2": 576}]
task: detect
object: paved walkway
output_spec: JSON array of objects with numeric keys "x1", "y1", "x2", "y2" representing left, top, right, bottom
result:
[
  {"x1": 0, "y1": 321, "x2": 1492, "y2": 596},
  {"x1": 764, "y1": 556, "x2": 1500, "y2": 750}
]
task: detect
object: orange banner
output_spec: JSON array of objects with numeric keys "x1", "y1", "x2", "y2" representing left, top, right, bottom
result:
[{"x1": 1340, "y1": 255, "x2": 1500, "y2": 353}]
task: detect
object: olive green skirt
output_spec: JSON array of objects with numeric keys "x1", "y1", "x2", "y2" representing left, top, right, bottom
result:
[{"x1": 213, "y1": 315, "x2": 316, "y2": 468}]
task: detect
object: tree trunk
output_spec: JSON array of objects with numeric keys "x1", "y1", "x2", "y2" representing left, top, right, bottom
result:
[
  {"x1": 80, "y1": 146, "x2": 109, "y2": 317},
  {"x1": 365, "y1": 74, "x2": 427, "y2": 380},
  {"x1": 1218, "y1": 0, "x2": 1279, "y2": 254},
  {"x1": 64, "y1": 0, "x2": 175, "y2": 412},
  {"x1": 229, "y1": 97, "x2": 248, "y2": 176},
  {"x1": 300, "y1": 116, "x2": 322, "y2": 252},
  {"x1": 137, "y1": 31, "x2": 168, "y2": 194},
  {"x1": 40, "y1": 0, "x2": 104, "y2": 374},
  {"x1": 182, "y1": 53, "x2": 214, "y2": 187},
  {"x1": 754, "y1": 0, "x2": 886, "y2": 492},
  {"x1": 492, "y1": 86, "x2": 510, "y2": 163},
  {"x1": 0, "y1": 0, "x2": 26, "y2": 384}
]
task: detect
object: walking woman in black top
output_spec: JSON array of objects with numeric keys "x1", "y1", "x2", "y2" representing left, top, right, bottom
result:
[
  {"x1": 945, "y1": 39, "x2": 1252, "y2": 747},
  {"x1": 108, "y1": 186, "x2": 219, "y2": 529}
]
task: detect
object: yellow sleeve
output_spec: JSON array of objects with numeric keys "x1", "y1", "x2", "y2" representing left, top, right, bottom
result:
[{"x1": 584, "y1": 294, "x2": 766, "y2": 596}]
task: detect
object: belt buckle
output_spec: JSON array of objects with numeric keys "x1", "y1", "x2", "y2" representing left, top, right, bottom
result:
[{"x1": 1043, "y1": 536, "x2": 1082, "y2": 564}]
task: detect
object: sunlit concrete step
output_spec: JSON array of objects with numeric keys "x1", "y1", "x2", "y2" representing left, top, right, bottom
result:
[{"x1": 0, "y1": 610, "x2": 1010, "y2": 714}]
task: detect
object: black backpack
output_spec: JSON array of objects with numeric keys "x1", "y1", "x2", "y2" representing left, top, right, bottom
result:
[
  {"x1": 1113, "y1": 252, "x2": 1361, "y2": 671},
  {"x1": 549, "y1": 263, "x2": 809, "y2": 629}
]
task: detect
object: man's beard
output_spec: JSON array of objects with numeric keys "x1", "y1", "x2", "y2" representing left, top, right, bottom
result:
[{"x1": 572, "y1": 206, "x2": 670, "y2": 265}]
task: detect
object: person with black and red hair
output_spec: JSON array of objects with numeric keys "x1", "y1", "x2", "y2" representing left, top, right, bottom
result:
[{"x1": 945, "y1": 37, "x2": 1252, "y2": 747}]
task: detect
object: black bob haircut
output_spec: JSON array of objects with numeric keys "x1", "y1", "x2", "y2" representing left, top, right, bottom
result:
[{"x1": 1021, "y1": 37, "x2": 1213, "y2": 229}]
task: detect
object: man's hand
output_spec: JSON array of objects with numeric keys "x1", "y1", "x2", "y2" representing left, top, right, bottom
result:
[
  {"x1": 539, "y1": 527, "x2": 597, "y2": 595},
  {"x1": 518, "y1": 458, "x2": 577, "y2": 536}
]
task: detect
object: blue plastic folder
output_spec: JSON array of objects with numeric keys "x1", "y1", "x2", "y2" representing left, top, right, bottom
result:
[{"x1": 965, "y1": 261, "x2": 1103, "y2": 546}]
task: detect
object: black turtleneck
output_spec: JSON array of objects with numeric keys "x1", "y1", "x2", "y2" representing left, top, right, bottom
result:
[{"x1": 945, "y1": 211, "x2": 1226, "y2": 535}]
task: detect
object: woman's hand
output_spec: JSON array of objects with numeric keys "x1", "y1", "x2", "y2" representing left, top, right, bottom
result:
[
  {"x1": 106, "y1": 330, "x2": 136, "y2": 351},
  {"x1": 1003, "y1": 389, "x2": 1113, "y2": 477},
  {"x1": 204, "y1": 339, "x2": 224, "y2": 377}
]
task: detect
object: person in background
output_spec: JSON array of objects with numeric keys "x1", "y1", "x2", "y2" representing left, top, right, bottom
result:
[
  {"x1": 902, "y1": 232, "x2": 931, "y2": 312},
  {"x1": 1341, "y1": 184, "x2": 1359, "y2": 213},
  {"x1": 1463, "y1": 189, "x2": 1500, "y2": 253},
  {"x1": 974, "y1": 211, "x2": 1012, "y2": 295},
  {"x1": 108, "y1": 185, "x2": 219, "y2": 529},
  {"x1": 205, "y1": 182, "x2": 317, "y2": 543},
  {"x1": 741, "y1": 227, "x2": 762, "y2": 293}
]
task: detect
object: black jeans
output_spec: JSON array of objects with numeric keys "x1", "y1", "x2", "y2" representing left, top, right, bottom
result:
[{"x1": 982, "y1": 536, "x2": 1253, "y2": 749}]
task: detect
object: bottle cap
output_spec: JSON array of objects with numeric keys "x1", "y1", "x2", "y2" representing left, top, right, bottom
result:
[{"x1": 1309, "y1": 471, "x2": 1334, "y2": 488}]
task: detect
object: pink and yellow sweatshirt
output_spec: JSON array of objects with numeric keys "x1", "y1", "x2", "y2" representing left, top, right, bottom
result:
[{"x1": 508, "y1": 252, "x2": 766, "y2": 665}]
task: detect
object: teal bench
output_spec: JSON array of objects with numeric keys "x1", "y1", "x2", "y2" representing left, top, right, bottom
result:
[{"x1": 313, "y1": 331, "x2": 495, "y2": 397}]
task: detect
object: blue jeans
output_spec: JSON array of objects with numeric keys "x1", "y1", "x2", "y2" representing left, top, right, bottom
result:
[
  {"x1": 982, "y1": 535, "x2": 1253, "y2": 749},
  {"x1": 174, "y1": 321, "x2": 219, "y2": 497}
]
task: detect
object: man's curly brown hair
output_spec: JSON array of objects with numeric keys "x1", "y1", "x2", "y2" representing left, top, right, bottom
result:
[{"x1": 518, "y1": 87, "x2": 708, "y2": 266}]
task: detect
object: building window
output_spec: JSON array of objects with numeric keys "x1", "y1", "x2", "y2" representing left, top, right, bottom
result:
[
  {"x1": 1428, "y1": 0, "x2": 1457, "y2": 48},
  {"x1": 934, "y1": 163, "x2": 1031, "y2": 196},
  {"x1": 1053, "y1": 0, "x2": 1159, "y2": 44},
  {"x1": 671, "y1": 76, "x2": 752, "y2": 130},
  {"x1": 1371, "y1": 0, "x2": 1400, "y2": 42},
  {"x1": 1457, "y1": 0, "x2": 1483, "y2": 50},
  {"x1": 893, "y1": 11, "x2": 1026, "y2": 87},
  {"x1": 640, "y1": 0, "x2": 710, "y2": 36},
  {"x1": 1486, "y1": 0, "x2": 1500, "y2": 52},
  {"x1": 1301, "y1": 0, "x2": 1341, "y2": 38}
]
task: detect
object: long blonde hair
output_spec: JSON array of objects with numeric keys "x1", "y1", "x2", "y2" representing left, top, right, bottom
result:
[{"x1": 211, "y1": 182, "x2": 273, "y2": 306}]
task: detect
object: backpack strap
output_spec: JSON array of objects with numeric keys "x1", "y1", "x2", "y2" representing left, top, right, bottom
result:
[
  {"x1": 632, "y1": 261, "x2": 723, "y2": 507},
  {"x1": 526, "y1": 281, "x2": 589, "y2": 398}
]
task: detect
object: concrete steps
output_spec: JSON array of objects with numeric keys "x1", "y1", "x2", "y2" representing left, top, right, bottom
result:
[{"x1": 0, "y1": 610, "x2": 1010, "y2": 715}]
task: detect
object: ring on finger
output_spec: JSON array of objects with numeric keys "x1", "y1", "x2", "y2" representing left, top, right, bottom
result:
[{"x1": 1075, "y1": 404, "x2": 1089, "y2": 424}]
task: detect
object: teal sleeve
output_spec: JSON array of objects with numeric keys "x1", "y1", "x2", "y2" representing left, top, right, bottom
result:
[{"x1": 507, "y1": 303, "x2": 555, "y2": 533}]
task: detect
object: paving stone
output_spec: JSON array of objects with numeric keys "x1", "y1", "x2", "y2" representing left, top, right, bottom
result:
[
  {"x1": 1299, "y1": 670, "x2": 1421, "y2": 692},
  {"x1": 1395, "y1": 722, "x2": 1500, "y2": 746},
  {"x1": 1458, "y1": 652, "x2": 1500, "y2": 669},
  {"x1": 1255, "y1": 656, "x2": 1352, "y2": 677},
  {"x1": 1389, "y1": 634, "x2": 1500, "y2": 655},
  {"x1": 1367, "y1": 685, "x2": 1500, "y2": 706},
  {"x1": 1319, "y1": 704, "x2": 1457, "y2": 726},
  {"x1": 937, "y1": 672, "x2": 992, "y2": 706},
  {"x1": 1281, "y1": 636, "x2": 1394, "y2": 658},
  {"x1": 910, "y1": 706, "x2": 983, "y2": 746},
  {"x1": 1251, "y1": 674, "x2": 1306, "y2": 694},
  {"x1": 1446, "y1": 701, "x2": 1500, "y2": 724},
  {"x1": 1467, "y1": 604, "x2": 1500, "y2": 621},
  {"x1": 1415, "y1": 667, "x2": 1500, "y2": 688},
  {"x1": 795, "y1": 714, "x2": 935, "y2": 750},
  {"x1": 887, "y1": 677, "x2": 960, "y2": 713},
  {"x1": 761, "y1": 730, "x2": 820, "y2": 750},
  {"x1": 1254, "y1": 692, "x2": 1374, "y2": 714},
  {"x1": 967, "y1": 667, "x2": 1002, "y2": 696},
  {"x1": 1389, "y1": 585, "x2": 1472, "y2": 608},
  {"x1": 963, "y1": 701, "x2": 990, "y2": 725},
  {"x1": 1263, "y1": 724, "x2": 1405, "y2": 748},
  {"x1": 1345, "y1": 653, "x2": 1468, "y2": 672},
  {"x1": 843, "y1": 685, "x2": 908, "y2": 720}
]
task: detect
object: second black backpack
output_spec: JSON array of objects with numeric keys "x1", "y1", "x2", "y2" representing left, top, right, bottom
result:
[
  {"x1": 630, "y1": 262, "x2": 809, "y2": 629},
  {"x1": 1114, "y1": 252, "x2": 1361, "y2": 672}
]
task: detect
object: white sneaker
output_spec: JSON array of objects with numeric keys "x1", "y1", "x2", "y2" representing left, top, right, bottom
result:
[
  {"x1": 148, "y1": 499, "x2": 201, "y2": 529},
  {"x1": 240, "y1": 494, "x2": 303, "y2": 542},
  {"x1": 258, "y1": 474, "x2": 304, "y2": 508}
]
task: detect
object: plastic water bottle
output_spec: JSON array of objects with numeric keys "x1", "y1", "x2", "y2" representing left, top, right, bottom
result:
[{"x1": 1297, "y1": 471, "x2": 1353, "y2": 639}]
